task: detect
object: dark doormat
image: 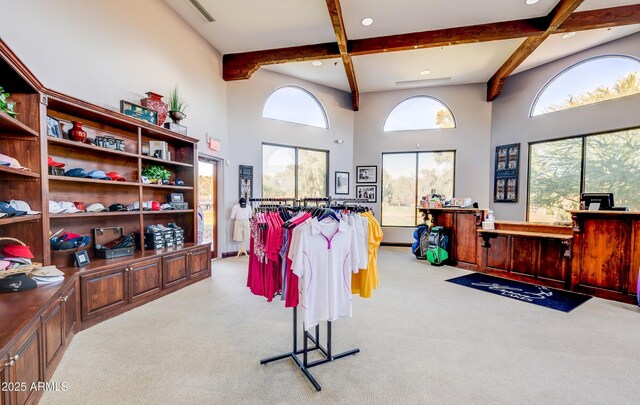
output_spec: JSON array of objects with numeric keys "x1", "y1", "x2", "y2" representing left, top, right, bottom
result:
[{"x1": 446, "y1": 273, "x2": 592, "y2": 312}]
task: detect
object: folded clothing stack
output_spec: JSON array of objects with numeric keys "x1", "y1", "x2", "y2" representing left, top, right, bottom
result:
[{"x1": 30, "y1": 265, "x2": 65, "y2": 285}]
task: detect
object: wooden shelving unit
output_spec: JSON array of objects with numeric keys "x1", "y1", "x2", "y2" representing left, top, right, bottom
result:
[
  {"x1": 49, "y1": 176, "x2": 142, "y2": 187},
  {"x1": 0, "y1": 164, "x2": 40, "y2": 178},
  {"x1": 0, "y1": 109, "x2": 39, "y2": 137},
  {"x1": 0, "y1": 214, "x2": 41, "y2": 226}
]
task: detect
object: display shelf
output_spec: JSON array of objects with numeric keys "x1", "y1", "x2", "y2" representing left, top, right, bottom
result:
[
  {"x1": 142, "y1": 183, "x2": 193, "y2": 190},
  {"x1": 0, "y1": 214, "x2": 41, "y2": 226},
  {"x1": 50, "y1": 211, "x2": 141, "y2": 219},
  {"x1": 0, "y1": 109, "x2": 39, "y2": 137},
  {"x1": 47, "y1": 137, "x2": 140, "y2": 159},
  {"x1": 140, "y1": 154, "x2": 194, "y2": 168},
  {"x1": 49, "y1": 176, "x2": 141, "y2": 187},
  {"x1": 0, "y1": 164, "x2": 40, "y2": 178},
  {"x1": 143, "y1": 209, "x2": 194, "y2": 215}
]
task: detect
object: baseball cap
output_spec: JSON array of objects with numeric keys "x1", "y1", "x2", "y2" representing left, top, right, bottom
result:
[
  {"x1": 0, "y1": 260, "x2": 10, "y2": 270},
  {"x1": 2, "y1": 244, "x2": 35, "y2": 259},
  {"x1": 10, "y1": 200, "x2": 40, "y2": 215},
  {"x1": 60, "y1": 201, "x2": 83, "y2": 213},
  {"x1": 140, "y1": 176, "x2": 152, "y2": 184},
  {"x1": 0, "y1": 153, "x2": 29, "y2": 170},
  {"x1": 31, "y1": 265, "x2": 65, "y2": 277},
  {"x1": 160, "y1": 203, "x2": 173, "y2": 210},
  {"x1": 48, "y1": 201, "x2": 65, "y2": 214},
  {"x1": 108, "y1": 203, "x2": 127, "y2": 212},
  {"x1": 106, "y1": 172, "x2": 126, "y2": 181},
  {"x1": 127, "y1": 201, "x2": 141, "y2": 211},
  {"x1": 0, "y1": 201, "x2": 26, "y2": 217},
  {"x1": 0, "y1": 273, "x2": 37, "y2": 292},
  {"x1": 47, "y1": 156, "x2": 65, "y2": 168},
  {"x1": 173, "y1": 179, "x2": 185, "y2": 186},
  {"x1": 74, "y1": 202, "x2": 87, "y2": 211},
  {"x1": 150, "y1": 201, "x2": 160, "y2": 211},
  {"x1": 87, "y1": 170, "x2": 111, "y2": 180},
  {"x1": 86, "y1": 203, "x2": 108, "y2": 212},
  {"x1": 65, "y1": 168, "x2": 91, "y2": 178}
]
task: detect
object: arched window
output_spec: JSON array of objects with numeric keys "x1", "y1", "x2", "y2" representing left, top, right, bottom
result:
[
  {"x1": 383, "y1": 96, "x2": 455, "y2": 132},
  {"x1": 262, "y1": 86, "x2": 328, "y2": 129},
  {"x1": 531, "y1": 55, "x2": 640, "y2": 117}
]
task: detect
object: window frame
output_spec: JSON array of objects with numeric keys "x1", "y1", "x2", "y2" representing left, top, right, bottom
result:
[
  {"x1": 530, "y1": 54, "x2": 640, "y2": 118},
  {"x1": 383, "y1": 95, "x2": 457, "y2": 132},
  {"x1": 261, "y1": 142, "x2": 329, "y2": 200},
  {"x1": 262, "y1": 85, "x2": 330, "y2": 129},
  {"x1": 381, "y1": 149, "x2": 456, "y2": 228},
  {"x1": 526, "y1": 125, "x2": 639, "y2": 222}
]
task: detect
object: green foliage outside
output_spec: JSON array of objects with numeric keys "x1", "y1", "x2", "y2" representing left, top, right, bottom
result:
[
  {"x1": 263, "y1": 147, "x2": 327, "y2": 199},
  {"x1": 435, "y1": 109, "x2": 455, "y2": 128}
]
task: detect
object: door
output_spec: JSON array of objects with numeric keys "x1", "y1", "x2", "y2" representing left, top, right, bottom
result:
[
  {"x1": 198, "y1": 157, "x2": 219, "y2": 258},
  {"x1": 129, "y1": 258, "x2": 162, "y2": 303},
  {"x1": 188, "y1": 247, "x2": 211, "y2": 280},
  {"x1": 163, "y1": 252, "x2": 188, "y2": 288},
  {"x1": 7, "y1": 322, "x2": 41, "y2": 405},
  {"x1": 42, "y1": 298, "x2": 64, "y2": 380},
  {"x1": 81, "y1": 266, "x2": 128, "y2": 320}
]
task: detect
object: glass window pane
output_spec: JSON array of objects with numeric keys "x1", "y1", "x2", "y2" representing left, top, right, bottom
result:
[
  {"x1": 528, "y1": 138, "x2": 582, "y2": 223},
  {"x1": 262, "y1": 145, "x2": 295, "y2": 198},
  {"x1": 298, "y1": 149, "x2": 327, "y2": 199},
  {"x1": 263, "y1": 86, "x2": 328, "y2": 128},
  {"x1": 384, "y1": 96, "x2": 455, "y2": 131},
  {"x1": 382, "y1": 153, "x2": 417, "y2": 226},
  {"x1": 532, "y1": 56, "x2": 640, "y2": 117},
  {"x1": 584, "y1": 128, "x2": 640, "y2": 211},
  {"x1": 417, "y1": 152, "x2": 455, "y2": 224}
]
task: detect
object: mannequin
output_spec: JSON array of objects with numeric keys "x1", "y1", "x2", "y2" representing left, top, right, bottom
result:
[{"x1": 230, "y1": 197, "x2": 252, "y2": 257}]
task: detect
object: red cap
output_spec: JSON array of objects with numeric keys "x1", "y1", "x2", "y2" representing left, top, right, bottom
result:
[
  {"x1": 106, "y1": 172, "x2": 126, "y2": 181},
  {"x1": 151, "y1": 201, "x2": 160, "y2": 211},
  {"x1": 2, "y1": 244, "x2": 35, "y2": 259},
  {"x1": 48, "y1": 156, "x2": 65, "y2": 168},
  {"x1": 63, "y1": 233, "x2": 81, "y2": 241},
  {"x1": 74, "y1": 202, "x2": 86, "y2": 211}
]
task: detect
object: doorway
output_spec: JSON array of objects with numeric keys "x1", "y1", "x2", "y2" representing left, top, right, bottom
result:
[{"x1": 198, "y1": 156, "x2": 219, "y2": 258}]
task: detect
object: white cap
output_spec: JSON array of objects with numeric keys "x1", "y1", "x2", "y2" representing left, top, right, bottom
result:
[
  {"x1": 127, "y1": 202, "x2": 140, "y2": 211},
  {"x1": 86, "y1": 203, "x2": 107, "y2": 212},
  {"x1": 59, "y1": 201, "x2": 82, "y2": 213},
  {"x1": 160, "y1": 203, "x2": 173, "y2": 210},
  {"x1": 10, "y1": 200, "x2": 40, "y2": 215},
  {"x1": 48, "y1": 201, "x2": 65, "y2": 214}
]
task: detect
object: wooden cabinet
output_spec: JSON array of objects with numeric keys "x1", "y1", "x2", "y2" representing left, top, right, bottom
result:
[
  {"x1": 163, "y1": 252, "x2": 188, "y2": 288},
  {"x1": 129, "y1": 258, "x2": 162, "y2": 303},
  {"x1": 188, "y1": 247, "x2": 211, "y2": 279},
  {"x1": 41, "y1": 299, "x2": 64, "y2": 381},
  {"x1": 2, "y1": 322, "x2": 42, "y2": 405},
  {"x1": 81, "y1": 267, "x2": 128, "y2": 321},
  {"x1": 61, "y1": 282, "x2": 78, "y2": 347}
]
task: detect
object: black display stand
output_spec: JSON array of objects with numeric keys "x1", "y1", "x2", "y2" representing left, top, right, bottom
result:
[{"x1": 260, "y1": 307, "x2": 360, "y2": 391}]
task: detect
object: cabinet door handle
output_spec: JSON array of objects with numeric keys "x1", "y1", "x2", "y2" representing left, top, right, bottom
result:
[
  {"x1": 60, "y1": 295, "x2": 68, "y2": 302},
  {"x1": 125, "y1": 267, "x2": 130, "y2": 272},
  {"x1": 5, "y1": 359, "x2": 14, "y2": 367}
]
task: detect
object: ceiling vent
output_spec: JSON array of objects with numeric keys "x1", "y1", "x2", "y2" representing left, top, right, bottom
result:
[
  {"x1": 396, "y1": 77, "x2": 452, "y2": 87},
  {"x1": 188, "y1": 0, "x2": 215, "y2": 22}
]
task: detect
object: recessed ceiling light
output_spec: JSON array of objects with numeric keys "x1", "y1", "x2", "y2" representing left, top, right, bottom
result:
[
  {"x1": 420, "y1": 69, "x2": 431, "y2": 75},
  {"x1": 561, "y1": 32, "x2": 576, "y2": 39},
  {"x1": 312, "y1": 61, "x2": 323, "y2": 66},
  {"x1": 361, "y1": 17, "x2": 373, "y2": 26},
  {"x1": 525, "y1": 0, "x2": 540, "y2": 5}
]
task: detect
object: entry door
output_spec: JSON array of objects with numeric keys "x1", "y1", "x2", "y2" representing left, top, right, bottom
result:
[{"x1": 198, "y1": 157, "x2": 219, "y2": 258}]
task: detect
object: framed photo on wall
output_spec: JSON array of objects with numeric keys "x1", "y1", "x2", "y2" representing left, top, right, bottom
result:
[
  {"x1": 356, "y1": 185, "x2": 377, "y2": 203},
  {"x1": 356, "y1": 166, "x2": 377, "y2": 183},
  {"x1": 239, "y1": 165, "x2": 253, "y2": 200},
  {"x1": 494, "y1": 143, "x2": 520, "y2": 203},
  {"x1": 335, "y1": 172, "x2": 349, "y2": 195}
]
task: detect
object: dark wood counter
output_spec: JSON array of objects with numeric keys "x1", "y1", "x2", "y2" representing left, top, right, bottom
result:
[{"x1": 569, "y1": 210, "x2": 639, "y2": 303}]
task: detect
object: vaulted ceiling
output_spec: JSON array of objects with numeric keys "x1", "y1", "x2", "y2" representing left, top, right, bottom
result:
[{"x1": 164, "y1": 0, "x2": 640, "y2": 110}]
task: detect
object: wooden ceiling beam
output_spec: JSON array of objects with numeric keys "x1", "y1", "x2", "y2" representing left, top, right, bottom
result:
[
  {"x1": 486, "y1": 0, "x2": 585, "y2": 101},
  {"x1": 222, "y1": 42, "x2": 339, "y2": 81},
  {"x1": 557, "y1": 4, "x2": 640, "y2": 33},
  {"x1": 326, "y1": 0, "x2": 359, "y2": 111}
]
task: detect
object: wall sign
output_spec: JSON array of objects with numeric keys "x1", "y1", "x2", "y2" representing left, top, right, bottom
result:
[
  {"x1": 494, "y1": 143, "x2": 520, "y2": 203},
  {"x1": 239, "y1": 165, "x2": 253, "y2": 200}
]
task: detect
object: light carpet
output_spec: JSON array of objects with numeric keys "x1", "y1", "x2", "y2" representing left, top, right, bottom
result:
[{"x1": 42, "y1": 247, "x2": 640, "y2": 404}]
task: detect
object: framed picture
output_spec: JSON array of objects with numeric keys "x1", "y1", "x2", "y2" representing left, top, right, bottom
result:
[
  {"x1": 46, "y1": 116, "x2": 61, "y2": 138},
  {"x1": 356, "y1": 166, "x2": 377, "y2": 183},
  {"x1": 170, "y1": 193, "x2": 184, "y2": 203},
  {"x1": 239, "y1": 165, "x2": 253, "y2": 200},
  {"x1": 356, "y1": 185, "x2": 377, "y2": 203},
  {"x1": 335, "y1": 172, "x2": 349, "y2": 195},
  {"x1": 120, "y1": 100, "x2": 158, "y2": 125},
  {"x1": 494, "y1": 143, "x2": 520, "y2": 203},
  {"x1": 74, "y1": 250, "x2": 90, "y2": 267}
]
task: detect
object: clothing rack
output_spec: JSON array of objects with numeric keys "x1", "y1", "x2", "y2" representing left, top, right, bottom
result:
[
  {"x1": 260, "y1": 308, "x2": 360, "y2": 391},
  {"x1": 302, "y1": 197, "x2": 331, "y2": 207}
]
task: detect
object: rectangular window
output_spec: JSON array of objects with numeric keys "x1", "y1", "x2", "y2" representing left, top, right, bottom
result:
[
  {"x1": 262, "y1": 144, "x2": 328, "y2": 199},
  {"x1": 527, "y1": 127, "x2": 640, "y2": 223},
  {"x1": 382, "y1": 151, "x2": 456, "y2": 227}
]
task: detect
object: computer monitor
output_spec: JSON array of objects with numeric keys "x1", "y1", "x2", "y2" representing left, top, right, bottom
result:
[{"x1": 581, "y1": 193, "x2": 614, "y2": 210}]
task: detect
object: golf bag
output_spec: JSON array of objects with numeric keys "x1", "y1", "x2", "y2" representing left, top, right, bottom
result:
[
  {"x1": 412, "y1": 224, "x2": 430, "y2": 259},
  {"x1": 425, "y1": 226, "x2": 449, "y2": 266}
]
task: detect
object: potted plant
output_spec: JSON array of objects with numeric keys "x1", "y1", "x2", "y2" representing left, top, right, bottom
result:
[
  {"x1": 142, "y1": 166, "x2": 172, "y2": 184},
  {"x1": 167, "y1": 87, "x2": 187, "y2": 124},
  {"x1": 0, "y1": 86, "x2": 17, "y2": 118}
]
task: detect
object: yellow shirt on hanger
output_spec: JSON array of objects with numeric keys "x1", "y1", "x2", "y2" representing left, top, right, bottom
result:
[{"x1": 352, "y1": 212, "x2": 383, "y2": 298}]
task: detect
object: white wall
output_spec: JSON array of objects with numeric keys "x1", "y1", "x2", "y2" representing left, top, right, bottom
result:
[
  {"x1": 354, "y1": 84, "x2": 493, "y2": 243},
  {"x1": 490, "y1": 33, "x2": 640, "y2": 221},
  {"x1": 225, "y1": 69, "x2": 354, "y2": 253},
  {"x1": 0, "y1": 0, "x2": 229, "y2": 254}
]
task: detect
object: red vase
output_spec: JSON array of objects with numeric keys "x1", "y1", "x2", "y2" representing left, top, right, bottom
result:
[
  {"x1": 141, "y1": 92, "x2": 168, "y2": 126},
  {"x1": 68, "y1": 121, "x2": 87, "y2": 143}
]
